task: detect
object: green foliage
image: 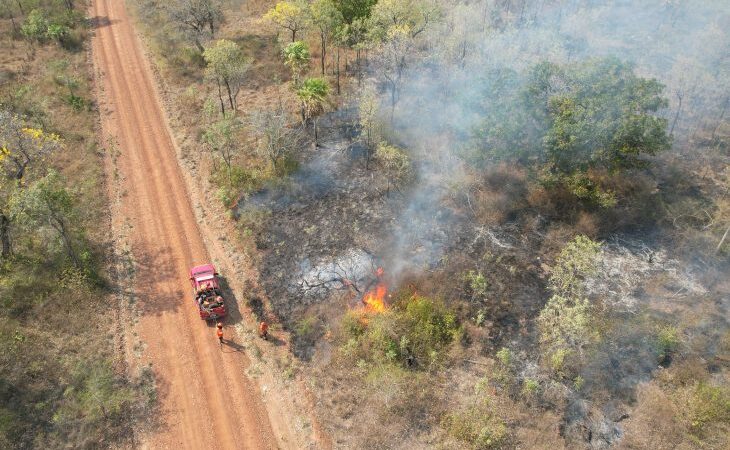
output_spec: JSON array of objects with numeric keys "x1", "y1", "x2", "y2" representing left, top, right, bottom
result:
[
  {"x1": 341, "y1": 295, "x2": 459, "y2": 370},
  {"x1": 264, "y1": 0, "x2": 311, "y2": 42},
  {"x1": 282, "y1": 40, "x2": 311, "y2": 84},
  {"x1": 334, "y1": 0, "x2": 377, "y2": 24},
  {"x1": 442, "y1": 398, "x2": 508, "y2": 449},
  {"x1": 521, "y1": 378, "x2": 539, "y2": 397},
  {"x1": 203, "y1": 39, "x2": 251, "y2": 112},
  {"x1": 463, "y1": 269, "x2": 489, "y2": 300},
  {"x1": 496, "y1": 347, "x2": 512, "y2": 368},
  {"x1": 21, "y1": 9, "x2": 49, "y2": 43},
  {"x1": 688, "y1": 382, "x2": 730, "y2": 437},
  {"x1": 375, "y1": 142, "x2": 411, "y2": 193},
  {"x1": 548, "y1": 235, "x2": 602, "y2": 298},
  {"x1": 538, "y1": 236, "x2": 602, "y2": 353},
  {"x1": 655, "y1": 325, "x2": 680, "y2": 363},
  {"x1": 475, "y1": 58, "x2": 670, "y2": 206},
  {"x1": 296, "y1": 77, "x2": 330, "y2": 121}
]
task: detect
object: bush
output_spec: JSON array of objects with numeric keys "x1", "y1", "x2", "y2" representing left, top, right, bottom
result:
[
  {"x1": 688, "y1": 382, "x2": 730, "y2": 437},
  {"x1": 655, "y1": 325, "x2": 680, "y2": 365},
  {"x1": 340, "y1": 295, "x2": 459, "y2": 370},
  {"x1": 442, "y1": 399, "x2": 508, "y2": 449}
]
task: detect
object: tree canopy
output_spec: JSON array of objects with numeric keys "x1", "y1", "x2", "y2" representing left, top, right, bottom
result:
[{"x1": 474, "y1": 58, "x2": 671, "y2": 205}]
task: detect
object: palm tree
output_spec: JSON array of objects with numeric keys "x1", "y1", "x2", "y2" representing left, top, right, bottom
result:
[{"x1": 296, "y1": 78, "x2": 329, "y2": 146}]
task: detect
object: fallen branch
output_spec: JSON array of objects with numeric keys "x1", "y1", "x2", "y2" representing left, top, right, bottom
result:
[{"x1": 716, "y1": 225, "x2": 730, "y2": 253}]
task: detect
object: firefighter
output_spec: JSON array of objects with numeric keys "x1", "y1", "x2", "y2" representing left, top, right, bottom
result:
[
  {"x1": 258, "y1": 321, "x2": 269, "y2": 340},
  {"x1": 216, "y1": 322, "x2": 224, "y2": 344}
]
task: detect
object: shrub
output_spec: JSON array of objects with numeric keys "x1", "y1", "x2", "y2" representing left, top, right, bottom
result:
[
  {"x1": 688, "y1": 382, "x2": 730, "y2": 437},
  {"x1": 442, "y1": 399, "x2": 508, "y2": 449},
  {"x1": 655, "y1": 325, "x2": 680, "y2": 364},
  {"x1": 340, "y1": 295, "x2": 459, "y2": 370},
  {"x1": 463, "y1": 270, "x2": 489, "y2": 300},
  {"x1": 21, "y1": 10, "x2": 49, "y2": 43}
]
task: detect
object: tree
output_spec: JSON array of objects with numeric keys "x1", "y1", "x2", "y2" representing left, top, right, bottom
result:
[
  {"x1": 333, "y1": 0, "x2": 377, "y2": 25},
  {"x1": 10, "y1": 171, "x2": 81, "y2": 266},
  {"x1": 0, "y1": 111, "x2": 61, "y2": 260},
  {"x1": 478, "y1": 58, "x2": 671, "y2": 206},
  {"x1": 21, "y1": 9, "x2": 48, "y2": 45},
  {"x1": 368, "y1": 0, "x2": 440, "y2": 118},
  {"x1": 203, "y1": 39, "x2": 251, "y2": 113},
  {"x1": 296, "y1": 78, "x2": 330, "y2": 146},
  {"x1": 169, "y1": 0, "x2": 224, "y2": 52},
  {"x1": 263, "y1": 0, "x2": 310, "y2": 43},
  {"x1": 282, "y1": 41, "x2": 311, "y2": 86},
  {"x1": 367, "y1": 0, "x2": 440, "y2": 41},
  {"x1": 537, "y1": 236, "x2": 602, "y2": 356},
  {"x1": 203, "y1": 115, "x2": 242, "y2": 182},
  {"x1": 249, "y1": 106, "x2": 302, "y2": 170},
  {"x1": 375, "y1": 142, "x2": 410, "y2": 195},
  {"x1": 311, "y1": 0, "x2": 344, "y2": 75},
  {"x1": 358, "y1": 85, "x2": 380, "y2": 169}
]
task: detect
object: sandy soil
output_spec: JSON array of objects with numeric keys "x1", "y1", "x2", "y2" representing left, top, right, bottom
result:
[{"x1": 90, "y1": 0, "x2": 294, "y2": 448}]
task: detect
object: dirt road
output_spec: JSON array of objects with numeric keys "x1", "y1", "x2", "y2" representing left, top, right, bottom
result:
[{"x1": 90, "y1": 0, "x2": 282, "y2": 448}]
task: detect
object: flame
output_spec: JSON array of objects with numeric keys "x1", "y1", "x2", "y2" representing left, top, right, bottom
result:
[{"x1": 362, "y1": 283, "x2": 387, "y2": 313}]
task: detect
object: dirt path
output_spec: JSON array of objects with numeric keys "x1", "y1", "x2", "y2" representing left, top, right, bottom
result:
[{"x1": 90, "y1": 0, "x2": 286, "y2": 448}]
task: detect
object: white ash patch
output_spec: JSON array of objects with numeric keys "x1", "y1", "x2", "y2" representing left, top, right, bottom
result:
[
  {"x1": 296, "y1": 249, "x2": 377, "y2": 300},
  {"x1": 585, "y1": 237, "x2": 707, "y2": 312}
]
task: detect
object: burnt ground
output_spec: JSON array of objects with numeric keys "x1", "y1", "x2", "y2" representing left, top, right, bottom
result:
[{"x1": 236, "y1": 110, "x2": 547, "y2": 350}]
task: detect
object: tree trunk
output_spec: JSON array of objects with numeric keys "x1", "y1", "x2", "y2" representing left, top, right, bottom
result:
[
  {"x1": 336, "y1": 47, "x2": 341, "y2": 95},
  {"x1": 320, "y1": 32, "x2": 326, "y2": 75},
  {"x1": 225, "y1": 79, "x2": 235, "y2": 110},
  {"x1": 51, "y1": 215, "x2": 79, "y2": 267},
  {"x1": 670, "y1": 90, "x2": 683, "y2": 136},
  {"x1": 194, "y1": 36, "x2": 205, "y2": 53},
  {"x1": 292, "y1": 29, "x2": 296, "y2": 42},
  {"x1": 216, "y1": 79, "x2": 226, "y2": 116},
  {"x1": 0, "y1": 212, "x2": 11, "y2": 260}
]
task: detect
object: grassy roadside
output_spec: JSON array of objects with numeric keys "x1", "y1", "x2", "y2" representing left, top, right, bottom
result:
[{"x1": 0, "y1": 3, "x2": 151, "y2": 448}]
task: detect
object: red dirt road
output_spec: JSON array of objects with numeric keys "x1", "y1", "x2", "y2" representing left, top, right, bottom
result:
[{"x1": 91, "y1": 0, "x2": 280, "y2": 448}]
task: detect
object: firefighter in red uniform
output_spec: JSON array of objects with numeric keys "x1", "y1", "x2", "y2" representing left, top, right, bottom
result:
[{"x1": 216, "y1": 322, "x2": 224, "y2": 344}]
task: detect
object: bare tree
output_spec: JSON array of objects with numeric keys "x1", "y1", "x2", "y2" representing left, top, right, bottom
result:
[
  {"x1": 249, "y1": 106, "x2": 303, "y2": 170},
  {"x1": 169, "y1": 0, "x2": 224, "y2": 52}
]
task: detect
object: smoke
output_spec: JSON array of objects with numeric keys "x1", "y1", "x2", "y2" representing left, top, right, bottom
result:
[{"x1": 375, "y1": 0, "x2": 730, "y2": 280}]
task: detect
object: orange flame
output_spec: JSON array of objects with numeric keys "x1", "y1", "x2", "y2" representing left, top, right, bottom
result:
[{"x1": 362, "y1": 283, "x2": 387, "y2": 313}]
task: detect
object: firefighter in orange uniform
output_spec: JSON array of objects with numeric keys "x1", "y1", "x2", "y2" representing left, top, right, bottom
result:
[
  {"x1": 216, "y1": 322, "x2": 224, "y2": 344},
  {"x1": 258, "y1": 321, "x2": 269, "y2": 340}
]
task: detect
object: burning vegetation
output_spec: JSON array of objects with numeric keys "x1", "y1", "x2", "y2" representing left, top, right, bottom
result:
[{"x1": 126, "y1": 0, "x2": 730, "y2": 448}]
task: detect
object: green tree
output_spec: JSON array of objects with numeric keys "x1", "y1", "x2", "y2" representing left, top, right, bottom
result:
[
  {"x1": 282, "y1": 40, "x2": 311, "y2": 86},
  {"x1": 368, "y1": 0, "x2": 440, "y2": 119},
  {"x1": 477, "y1": 58, "x2": 670, "y2": 206},
  {"x1": 10, "y1": 171, "x2": 81, "y2": 266},
  {"x1": 169, "y1": 0, "x2": 224, "y2": 52},
  {"x1": 203, "y1": 39, "x2": 251, "y2": 113},
  {"x1": 375, "y1": 142, "x2": 410, "y2": 195},
  {"x1": 21, "y1": 9, "x2": 48, "y2": 44},
  {"x1": 46, "y1": 23, "x2": 70, "y2": 45},
  {"x1": 203, "y1": 115, "x2": 242, "y2": 182},
  {"x1": 358, "y1": 85, "x2": 380, "y2": 168},
  {"x1": 296, "y1": 78, "x2": 330, "y2": 146},
  {"x1": 537, "y1": 236, "x2": 602, "y2": 357},
  {"x1": 0, "y1": 111, "x2": 61, "y2": 260},
  {"x1": 311, "y1": 0, "x2": 344, "y2": 75},
  {"x1": 264, "y1": 0, "x2": 311, "y2": 42},
  {"x1": 334, "y1": 0, "x2": 377, "y2": 25}
]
